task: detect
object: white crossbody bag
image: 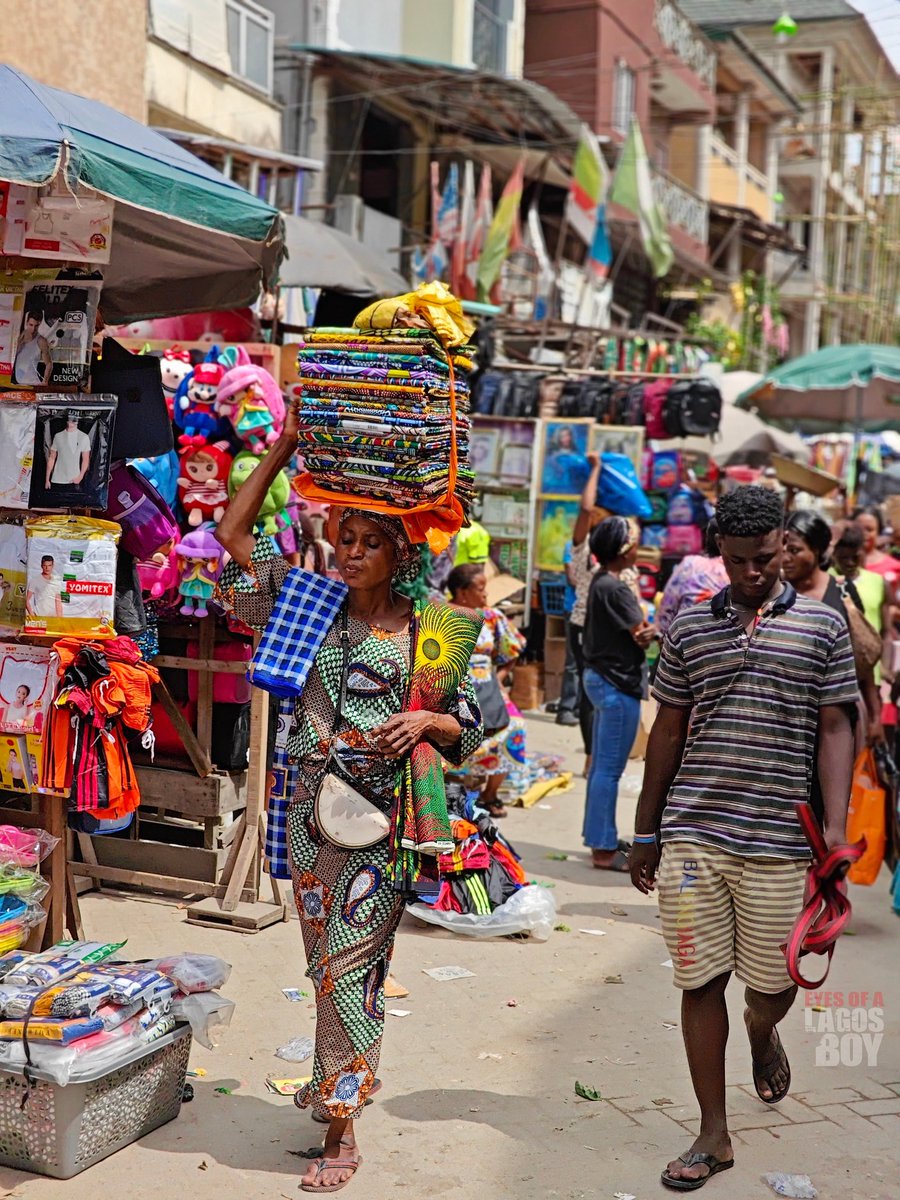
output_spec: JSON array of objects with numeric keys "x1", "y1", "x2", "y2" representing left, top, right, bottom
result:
[{"x1": 313, "y1": 607, "x2": 391, "y2": 849}]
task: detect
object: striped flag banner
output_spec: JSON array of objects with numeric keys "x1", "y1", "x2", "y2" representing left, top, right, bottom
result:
[
  {"x1": 566, "y1": 124, "x2": 609, "y2": 245},
  {"x1": 476, "y1": 157, "x2": 525, "y2": 303}
]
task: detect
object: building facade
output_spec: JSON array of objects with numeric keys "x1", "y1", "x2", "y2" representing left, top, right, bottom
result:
[
  {"x1": 0, "y1": 0, "x2": 148, "y2": 121},
  {"x1": 682, "y1": 0, "x2": 900, "y2": 353},
  {"x1": 524, "y1": 0, "x2": 717, "y2": 306}
]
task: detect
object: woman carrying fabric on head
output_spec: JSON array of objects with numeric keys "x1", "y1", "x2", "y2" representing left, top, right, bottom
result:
[
  {"x1": 582, "y1": 516, "x2": 655, "y2": 871},
  {"x1": 216, "y1": 401, "x2": 484, "y2": 1194},
  {"x1": 783, "y1": 511, "x2": 882, "y2": 755},
  {"x1": 445, "y1": 563, "x2": 527, "y2": 819}
]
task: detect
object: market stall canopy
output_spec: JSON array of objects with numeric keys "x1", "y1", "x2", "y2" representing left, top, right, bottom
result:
[
  {"x1": 0, "y1": 65, "x2": 284, "y2": 321},
  {"x1": 278, "y1": 214, "x2": 408, "y2": 296},
  {"x1": 737, "y1": 345, "x2": 900, "y2": 434}
]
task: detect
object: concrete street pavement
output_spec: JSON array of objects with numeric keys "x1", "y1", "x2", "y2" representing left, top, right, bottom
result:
[{"x1": 5, "y1": 716, "x2": 898, "y2": 1199}]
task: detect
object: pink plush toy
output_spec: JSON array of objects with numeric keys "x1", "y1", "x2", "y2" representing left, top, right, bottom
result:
[
  {"x1": 215, "y1": 348, "x2": 285, "y2": 453},
  {"x1": 136, "y1": 544, "x2": 179, "y2": 600}
]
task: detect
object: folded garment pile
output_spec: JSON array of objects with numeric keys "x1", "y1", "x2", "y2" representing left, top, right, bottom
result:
[
  {"x1": 0, "y1": 945, "x2": 233, "y2": 1084},
  {"x1": 428, "y1": 783, "x2": 528, "y2": 916},
  {"x1": 0, "y1": 826, "x2": 57, "y2": 953},
  {"x1": 290, "y1": 328, "x2": 475, "y2": 514}
]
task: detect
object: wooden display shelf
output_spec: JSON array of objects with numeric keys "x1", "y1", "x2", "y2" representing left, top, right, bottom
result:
[{"x1": 70, "y1": 615, "x2": 288, "y2": 931}]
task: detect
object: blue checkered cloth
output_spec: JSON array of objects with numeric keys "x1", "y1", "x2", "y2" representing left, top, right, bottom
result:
[
  {"x1": 266, "y1": 697, "x2": 297, "y2": 879},
  {"x1": 247, "y1": 567, "x2": 348, "y2": 698}
]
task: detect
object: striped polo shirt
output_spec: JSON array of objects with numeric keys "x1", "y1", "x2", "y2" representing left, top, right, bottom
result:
[{"x1": 652, "y1": 582, "x2": 858, "y2": 859}]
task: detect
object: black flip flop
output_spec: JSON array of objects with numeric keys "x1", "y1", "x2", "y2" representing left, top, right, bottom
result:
[
  {"x1": 591, "y1": 848, "x2": 630, "y2": 872},
  {"x1": 661, "y1": 1152, "x2": 734, "y2": 1191},
  {"x1": 752, "y1": 1028, "x2": 791, "y2": 1105}
]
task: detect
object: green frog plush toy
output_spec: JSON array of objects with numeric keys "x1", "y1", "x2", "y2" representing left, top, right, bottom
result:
[{"x1": 227, "y1": 450, "x2": 291, "y2": 537}]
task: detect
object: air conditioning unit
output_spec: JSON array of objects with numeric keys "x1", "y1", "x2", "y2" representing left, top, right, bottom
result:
[{"x1": 333, "y1": 194, "x2": 364, "y2": 239}]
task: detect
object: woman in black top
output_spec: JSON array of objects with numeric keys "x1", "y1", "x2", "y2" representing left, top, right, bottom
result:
[{"x1": 582, "y1": 517, "x2": 654, "y2": 870}]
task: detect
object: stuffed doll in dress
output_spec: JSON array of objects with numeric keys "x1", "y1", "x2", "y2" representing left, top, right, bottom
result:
[
  {"x1": 174, "y1": 529, "x2": 223, "y2": 618},
  {"x1": 177, "y1": 438, "x2": 233, "y2": 527},
  {"x1": 215, "y1": 351, "x2": 285, "y2": 454},
  {"x1": 228, "y1": 450, "x2": 290, "y2": 537}
]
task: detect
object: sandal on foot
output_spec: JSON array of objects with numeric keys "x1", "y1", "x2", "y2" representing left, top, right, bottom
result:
[
  {"x1": 661, "y1": 1151, "x2": 734, "y2": 1191},
  {"x1": 752, "y1": 1028, "x2": 791, "y2": 1105},
  {"x1": 309, "y1": 1080, "x2": 382, "y2": 1123},
  {"x1": 299, "y1": 1155, "x2": 361, "y2": 1193},
  {"x1": 591, "y1": 848, "x2": 629, "y2": 872}
]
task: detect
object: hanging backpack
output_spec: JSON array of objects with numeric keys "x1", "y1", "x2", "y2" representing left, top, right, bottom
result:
[
  {"x1": 664, "y1": 379, "x2": 723, "y2": 438},
  {"x1": 102, "y1": 462, "x2": 179, "y2": 560},
  {"x1": 643, "y1": 379, "x2": 672, "y2": 439}
]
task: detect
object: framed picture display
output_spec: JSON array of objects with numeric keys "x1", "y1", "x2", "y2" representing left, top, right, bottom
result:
[
  {"x1": 535, "y1": 499, "x2": 580, "y2": 571},
  {"x1": 589, "y1": 424, "x2": 645, "y2": 474},
  {"x1": 539, "y1": 419, "x2": 593, "y2": 496},
  {"x1": 469, "y1": 427, "x2": 501, "y2": 481}
]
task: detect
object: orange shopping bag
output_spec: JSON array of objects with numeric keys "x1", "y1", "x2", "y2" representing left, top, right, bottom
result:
[{"x1": 846, "y1": 749, "x2": 886, "y2": 885}]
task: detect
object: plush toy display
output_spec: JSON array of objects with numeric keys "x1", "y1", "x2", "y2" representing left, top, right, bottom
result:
[
  {"x1": 216, "y1": 364, "x2": 281, "y2": 453},
  {"x1": 159, "y1": 349, "x2": 193, "y2": 419},
  {"x1": 174, "y1": 529, "x2": 223, "y2": 618},
  {"x1": 228, "y1": 450, "x2": 290, "y2": 537},
  {"x1": 130, "y1": 451, "x2": 180, "y2": 507},
  {"x1": 178, "y1": 361, "x2": 225, "y2": 439},
  {"x1": 136, "y1": 544, "x2": 179, "y2": 600},
  {"x1": 177, "y1": 438, "x2": 232, "y2": 527}
]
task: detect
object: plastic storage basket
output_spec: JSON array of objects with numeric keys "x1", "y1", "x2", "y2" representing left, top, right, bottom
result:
[
  {"x1": 0, "y1": 1022, "x2": 191, "y2": 1179},
  {"x1": 539, "y1": 580, "x2": 568, "y2": 615}
]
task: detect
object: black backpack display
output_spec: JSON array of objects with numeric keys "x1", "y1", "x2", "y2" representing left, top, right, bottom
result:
[{"x1": 663, "y1": 379, "x2": 722, "y2": 437}]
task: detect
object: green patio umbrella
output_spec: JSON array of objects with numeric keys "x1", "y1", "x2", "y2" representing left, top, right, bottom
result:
[
  {"x1": 737, "y1": 345, "x2": 900, "y2": 434},
  {"x1": 0, "y1": 66, "x2": 284, "y2": 321}
]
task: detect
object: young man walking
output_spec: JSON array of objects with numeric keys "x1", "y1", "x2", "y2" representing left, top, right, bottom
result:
[{"x1": 630, "y1": 486, "x2": 857, "y2": 1190}]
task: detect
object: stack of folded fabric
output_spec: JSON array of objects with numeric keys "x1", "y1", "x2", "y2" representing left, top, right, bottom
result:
[{"x1": 291, "y1": 328, "x2": 475, "y2": 515}]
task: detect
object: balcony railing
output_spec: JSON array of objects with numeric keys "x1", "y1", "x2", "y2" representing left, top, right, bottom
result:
[
  {"x1": 654, "y1": 0, "x2": 717, "y2": 92},
  {"x1": 653, "y1": 169, "x2": 709, "y2": 245}
]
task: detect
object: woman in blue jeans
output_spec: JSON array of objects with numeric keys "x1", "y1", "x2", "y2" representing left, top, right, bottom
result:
[{"x1": 581, "y1": 517, "x2": 653, "y2": 870}]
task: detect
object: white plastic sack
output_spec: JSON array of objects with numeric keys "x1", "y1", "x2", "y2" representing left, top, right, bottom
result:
[
  {"x1": 407, "y1": 886, "x2": 556, "y2": 942},
  {"x1": 172, "y1": 992, "x2": 235, "y2": 1050}
]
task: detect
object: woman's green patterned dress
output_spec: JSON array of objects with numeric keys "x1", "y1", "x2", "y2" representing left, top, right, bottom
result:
[{"x1": 221, "y1": 539, "x2": 482, "y2": 1120}]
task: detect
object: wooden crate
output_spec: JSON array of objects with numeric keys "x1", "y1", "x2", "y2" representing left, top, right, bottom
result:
[{"x1": 135, "y1": 767, "x2": 246, "y2": 819}]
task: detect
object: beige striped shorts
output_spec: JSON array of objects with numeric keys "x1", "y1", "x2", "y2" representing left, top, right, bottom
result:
[{"x1": 657, "y1": 841, "x2": 808, "y2": 994}]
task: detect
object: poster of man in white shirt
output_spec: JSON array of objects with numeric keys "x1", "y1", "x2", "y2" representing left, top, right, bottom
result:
[
  {"x1": 25, "y1": 555, "x2": 63, "y2": 618},
  {"x1": 29, "y1": 395, "x2": 116, "y2": 510},
  {"x1": 46, "y1": 411, "x2": 91, "y2": 488}
]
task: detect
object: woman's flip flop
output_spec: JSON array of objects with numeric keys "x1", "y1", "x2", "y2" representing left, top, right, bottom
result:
[{"x1": 299, "y1": 1154, "x2": 361, "y2": 1193}]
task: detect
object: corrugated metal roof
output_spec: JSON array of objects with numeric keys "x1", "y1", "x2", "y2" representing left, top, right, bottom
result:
[{"x1": 677, "y1": 0, "x2": 859, "y2": 28}]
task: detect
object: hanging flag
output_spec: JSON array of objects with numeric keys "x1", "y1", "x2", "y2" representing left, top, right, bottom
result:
[
  {"x1": 587, "y1": 202, "x2": 613, "y2": 279},
  {"x1": 609, "y1": 117, "x2": 674, "y2": 279},
  {"x1": 436, "y1": 162, "x2": 460, "y2": 248},
  {"x1": 451, "y1": 161, "x2": 475, "y2": 298},
  {"x1": 464, "y1": 164, "x2": 493, "y2": 299},
  {"x1": 430, "y1": 161, "x2": 442, "y2": 242},
  {"x1": 476, "y1": 158, "x2": 525, "y2": 303},
  {"x1": 525, "y1": 205, "x2": 554, "y2": 319},
  {"x1": 566, "y1": 124, "x2": 610, "y2": 245}
]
